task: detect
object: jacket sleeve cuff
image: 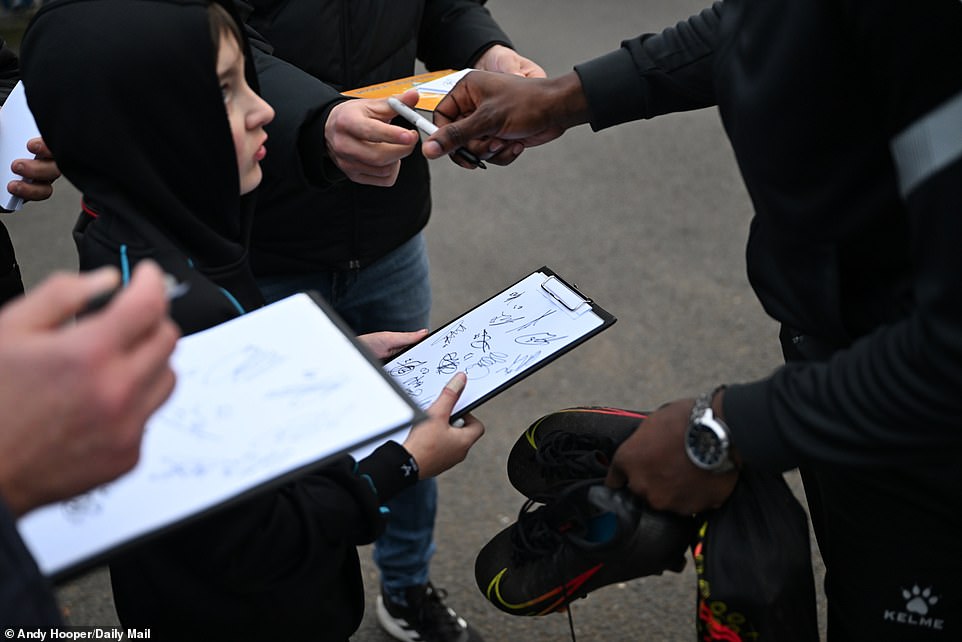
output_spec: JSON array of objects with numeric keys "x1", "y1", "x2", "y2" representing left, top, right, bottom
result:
[
  {"x1": 418, "y1": 2, "x2": 513, "y2": 69},
  {"x1": 574, "y1": 49, "x2": 650, "y2": 132},
  {"x1": 723, "y1": 380, "x2": 799, "y2": 472},
  {"x1": 298, "y1": 101, "x2": 348, "y2": 186},
  {"x1": 354, "y1": 441, "x2": 420, "y2": 504},
  {"x1": 465, "y1": 40, "x2": 515, "y2": 68}
]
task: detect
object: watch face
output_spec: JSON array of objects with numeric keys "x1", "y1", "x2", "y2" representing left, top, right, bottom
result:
[{"x1": 686, "y1": 420, "x2": 728, "y2": 469}]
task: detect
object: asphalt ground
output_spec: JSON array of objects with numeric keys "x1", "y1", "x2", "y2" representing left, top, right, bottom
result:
[{"x1": 1, "y1": 1, "x2": 827, "y2": 639}]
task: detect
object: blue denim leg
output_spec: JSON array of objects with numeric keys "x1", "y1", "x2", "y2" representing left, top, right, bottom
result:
[{"x1": 256, "y1": 233, "x2": 437, "y2": 596}]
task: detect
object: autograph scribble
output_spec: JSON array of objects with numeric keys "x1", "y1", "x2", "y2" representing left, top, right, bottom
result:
[
  {"x1": 497, "y1": 351, "x2": 541, "y2": 376},
  {"x1": 430, "y1": 322, "x2": 467, "y2": 348},
  {"x1": 61, "y1": 488, "x2": 109, "y2": 524},
  {"x1": 506, "y1": 308, "x2": 557, "y2": 333},
  {"x1": 389, "y1": 358, "x2": 427, "y2": 377},
  {"x1": 489, "y1": 312, "x2": 524, "y2": 326},
  {"x1": 465, "y1": 351, "x2": 509, "y2": 379},
  {"x1": 203, "y1": 344, "x2": 285, "y2": 384},
  {"x1": 266, "y1": 377, "x2": 344, "y2": 406},
  {"x1": 437, "y1": 352, "x2": 460, "y2": 375},
  {"x1": 471, "y1": 329, "x2": 492, "y2": 352},
  {"x1": 515, "y1": 332, "x2": 568, "y2": 346},
  {"x1": 401, "y1": 367, "x2": 431, "y2": 399}
]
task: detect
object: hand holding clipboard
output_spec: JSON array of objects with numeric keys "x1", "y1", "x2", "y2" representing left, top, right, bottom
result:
[{"x1": 383, "y1": 267, "x2": 616, "y2": 419}]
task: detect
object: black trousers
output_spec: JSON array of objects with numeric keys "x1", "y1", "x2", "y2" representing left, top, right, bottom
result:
[{"x1": 780, "y1": 327, "x2": 961, "y2": 642}]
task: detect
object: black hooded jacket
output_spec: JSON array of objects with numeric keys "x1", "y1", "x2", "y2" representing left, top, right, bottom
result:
[
  {"x1": 24, "y1": 0, "x2": 265, "y2": 336},
  {"x1": 21, "y1": 2, "x2": 421, "y2": 638}
]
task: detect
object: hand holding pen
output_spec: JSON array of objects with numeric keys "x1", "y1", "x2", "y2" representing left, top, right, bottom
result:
[
  {"x1": 422, "y1": 70, "x2": 582, "y2": 168},
  {"x1": 387, "y1": 96, "x2": 486, "y2": 170},
  {"x1": 79, "y1": 271, "x2": 190, "y2": 318}
]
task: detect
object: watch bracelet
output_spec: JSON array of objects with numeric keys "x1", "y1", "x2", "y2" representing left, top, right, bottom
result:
[
  {"x1": 690, "y1": 384, "x2": 735, "y2": 472},
  {"x1": 691, "y1": 384, "x2": 727, "y2": 424}
]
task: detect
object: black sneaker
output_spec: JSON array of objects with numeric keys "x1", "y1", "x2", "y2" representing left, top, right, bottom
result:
[
  {"x1": 475, "y1": 481, "x2": 693, "y2": 617},
  {"x1": 376, "y1": 582, "x2": 481, "y2": 642},
  {"x1": 507, "y1": 407, "x2": 646, "y2": 500}
]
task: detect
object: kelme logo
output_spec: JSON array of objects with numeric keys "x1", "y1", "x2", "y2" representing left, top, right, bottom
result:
[
  {"x1": 883, "y1": 584, "x2": 944, "y2": 631},
  {"x1": 904, "y1": 585, "x2": 939, "y2": 615}
]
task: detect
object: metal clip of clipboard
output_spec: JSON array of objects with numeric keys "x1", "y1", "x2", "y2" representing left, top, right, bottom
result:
[{"x1": 541, "y1": 275, "x2": 590, "y2": 315}]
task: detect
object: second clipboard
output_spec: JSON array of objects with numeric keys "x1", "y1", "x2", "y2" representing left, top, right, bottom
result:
[{"x1": 382, "y1": 266, "x2": 616, "y2": 420}]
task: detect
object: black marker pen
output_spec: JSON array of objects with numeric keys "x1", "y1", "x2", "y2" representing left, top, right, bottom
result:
[{"x1": 79, "y1": 274, "x2": 190, "y2": 317}]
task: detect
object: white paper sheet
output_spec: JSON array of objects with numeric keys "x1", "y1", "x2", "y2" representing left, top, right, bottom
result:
[
  {"x1": 0, "y1": 81, "x2": 41, "y2": 211},
  {"x1": 18, "y1": 293, "x2": 419, "y2": 578},
  {"x1": 414, "y1": 68, "x2": 474, "y2": 96}
]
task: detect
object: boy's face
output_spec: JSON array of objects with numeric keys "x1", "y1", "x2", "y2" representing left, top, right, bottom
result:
[{"x1": 216, "y1": 31, "x2": 274, "y2": 195}]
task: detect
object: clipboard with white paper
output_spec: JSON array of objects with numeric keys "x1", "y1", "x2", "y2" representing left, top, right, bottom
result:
[
  {"x1": 384, "y1": 267, "x2": 616, "y2": 420},
  {"x1": 17, "y1": 292, "x2": 425, "y2": 581},
  {"x1": 0, "y1": 81, "x2": 41, "y2": 211}
]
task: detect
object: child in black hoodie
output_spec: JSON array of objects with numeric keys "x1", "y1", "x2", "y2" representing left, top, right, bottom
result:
[{"x1": 21, "y1": 1, "x2": 483, "y2": 639}]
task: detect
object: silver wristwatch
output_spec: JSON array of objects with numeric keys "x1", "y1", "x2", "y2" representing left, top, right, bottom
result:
[{"x1": 685, "y1": 387, "x2": 735, "y2": 473}]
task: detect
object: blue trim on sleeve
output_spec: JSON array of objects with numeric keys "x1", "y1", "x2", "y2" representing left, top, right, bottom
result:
[
  {"x1": 359, "y1": 473, "x2": 378, "y2": 496},
  {"x1": 119, "y1": 244, "x2": 130, "y2": 284},
  {"x1": 219, "y1": 287, "x2": 245, "y2": 315}
]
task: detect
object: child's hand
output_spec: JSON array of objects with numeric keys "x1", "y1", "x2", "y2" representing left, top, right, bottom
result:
[
  {"x1": 324, "y1": 89, "x2": 420, "y2": 187},
  {"x1": 402, "y1": 373, "x2": 484, "y2": 479},
  {"x1": 357, "y1": 328, "x2": 429, "y2": 361}
]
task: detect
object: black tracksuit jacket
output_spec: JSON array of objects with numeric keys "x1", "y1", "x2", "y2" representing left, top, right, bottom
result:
[{"x1": 574, "y1": 0, "x2": 962, "y2": 473}]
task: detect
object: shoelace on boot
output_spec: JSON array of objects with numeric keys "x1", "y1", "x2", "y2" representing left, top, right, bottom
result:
[
  {"x1": 506, "y1": 481, "x2": 649, "y2": 641},
  {"x1": 506, "y1": 499, "x2": 581, "y2": 641},
  {"x1": 534, "y1": 430, "x2": 617, "y2": 487},
  {"x1": 507, "y1": 478, "x2": 604, "y2": 566},
  {"x1": 507, "y1": 482, "x2": 606, "y2": 642},
  {"x1": 507, "y1": 498, "x2": 567, "y2": 565}
]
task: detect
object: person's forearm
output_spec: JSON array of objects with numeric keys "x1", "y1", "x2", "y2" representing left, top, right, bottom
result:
[
  {"x1": 543, "y1": 72, "x2": 591, "y2": 132},
  {"x1": 575, "y1": 3, "x2": 722, "y2": 130}
]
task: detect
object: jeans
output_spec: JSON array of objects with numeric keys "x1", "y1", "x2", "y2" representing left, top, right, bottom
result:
[{"x1": 257, "y1": 233, "x2": 437, "y2": 597}]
